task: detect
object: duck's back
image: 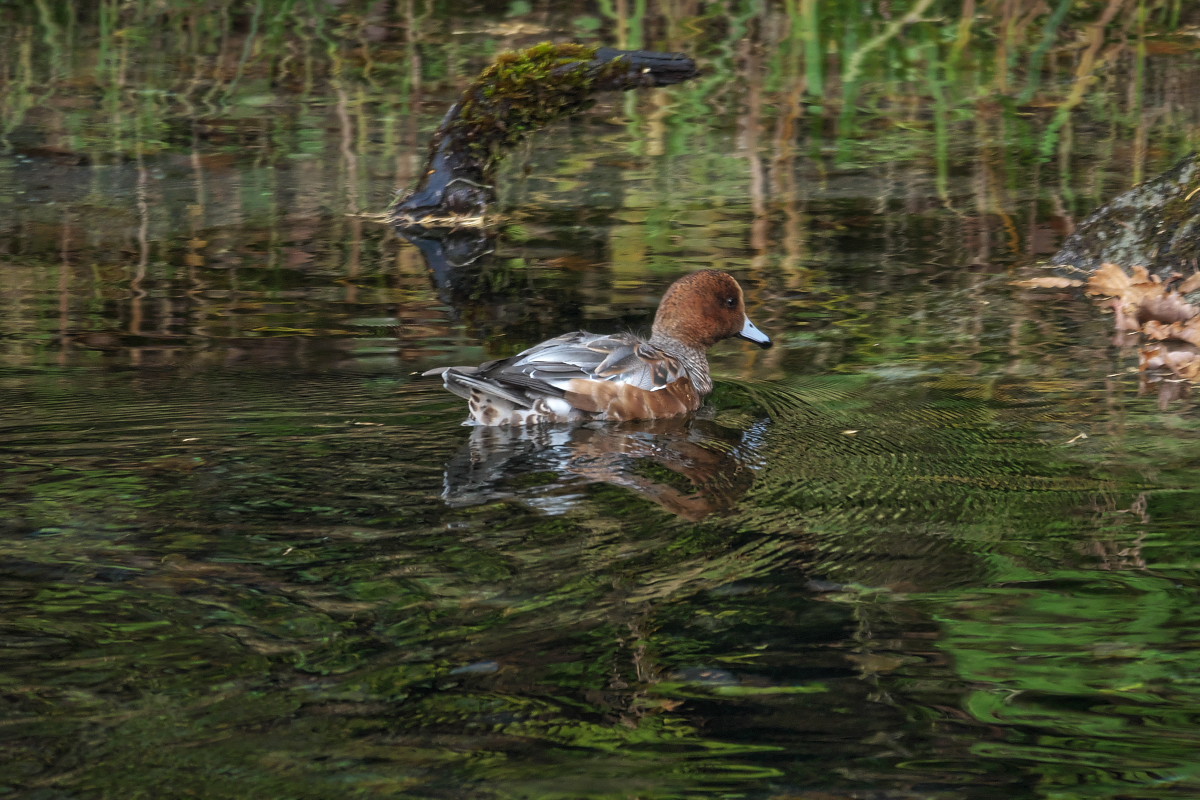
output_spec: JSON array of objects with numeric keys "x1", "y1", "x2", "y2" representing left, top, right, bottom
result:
[{"x1": 426, "y1": 331, "x2": 702, "y2": 425}]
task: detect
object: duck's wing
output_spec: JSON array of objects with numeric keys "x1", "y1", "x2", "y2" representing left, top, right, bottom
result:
[
  {"x1": 498, "y1": 332, "x2": 687, "y2": 393},
  {"x1": 511, "y1": 333, "x2": 702, "y2": 420},
  {"x1": 426, "y1": 332, "x2": 691, "y2": 399}
]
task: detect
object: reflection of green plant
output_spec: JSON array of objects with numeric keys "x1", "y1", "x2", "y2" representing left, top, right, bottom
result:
[
  {"x1": 925, "y1": 572, "x2": 1200, "y2": 792},
  {"x1": 1, "y1": 0, "x2": 431, "y2": 161},
  {"x1": 649, "y1": 0, "x2": 1196, "y2": 174},
  {"x1": 2, "y1": 469, "x2": 150, "y2": 531}
]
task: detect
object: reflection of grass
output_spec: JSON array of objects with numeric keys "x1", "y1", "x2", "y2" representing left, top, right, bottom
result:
[
  {"x1": 5, "y1": 1, "x2": 1195, "y2": 155},
  {"x1": 2, "y1": 0, "x2": 1196, "y2": 225},
  {"x1": 2, "y1": 2, "x2": 1198, "y2": 379}
]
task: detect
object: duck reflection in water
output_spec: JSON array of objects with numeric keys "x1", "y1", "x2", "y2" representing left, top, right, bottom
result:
[{"x1": 440, "y1": 415, "x2": 769, "y2": 521}]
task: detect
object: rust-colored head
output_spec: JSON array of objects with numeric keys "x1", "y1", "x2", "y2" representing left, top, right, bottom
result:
[{"x1": 651, "y1": 270, "x2": 772, "y2": 350}]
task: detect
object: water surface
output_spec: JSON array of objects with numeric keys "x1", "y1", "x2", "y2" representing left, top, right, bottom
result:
[{"x1": 3, "y1": 3, "x2": 1200, "y2": 798}]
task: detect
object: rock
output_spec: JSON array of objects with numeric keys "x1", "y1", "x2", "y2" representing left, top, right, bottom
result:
[{"x1": 1052, "y1": 153, "x2": 1200, "y2": 280}]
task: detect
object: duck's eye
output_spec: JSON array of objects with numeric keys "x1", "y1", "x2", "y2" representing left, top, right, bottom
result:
[{"x1": 723, "y1": 296, "x2": 738, "y2": 309}]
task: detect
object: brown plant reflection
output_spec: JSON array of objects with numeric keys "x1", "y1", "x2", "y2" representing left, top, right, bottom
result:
[
  {"x1": 439, "y1": 415, "x2": 767, "y2": 520},
  {"x1": 1016, "y1": 264, "x2": 1200, "y2": 408}
]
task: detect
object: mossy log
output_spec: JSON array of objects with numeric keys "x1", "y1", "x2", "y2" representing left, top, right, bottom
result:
[
  {"x1": 393, "y1": 43, "x2": 697, "y2": 226},
  {"x1": 1053, "y1": 153, "x2": 1200, "y2": 280}
]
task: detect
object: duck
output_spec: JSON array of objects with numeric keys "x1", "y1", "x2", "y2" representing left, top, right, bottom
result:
[{"x1": 424, "y1": 270, "x2": 772, "y2": 425}]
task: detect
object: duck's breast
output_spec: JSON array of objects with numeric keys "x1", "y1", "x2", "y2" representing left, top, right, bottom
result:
[{"x1": 563, "y1": 375, "x2": 701, "y2": 421}]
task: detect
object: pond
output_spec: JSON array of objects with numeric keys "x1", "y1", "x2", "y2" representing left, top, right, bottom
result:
[{"x1": 2, "y1": 2, "x2": 1200, "y2": 798}]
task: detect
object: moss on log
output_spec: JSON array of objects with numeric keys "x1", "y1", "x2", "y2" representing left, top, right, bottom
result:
[{"x1": 393, "y1": 43, "x2": 697, "y2": 226}]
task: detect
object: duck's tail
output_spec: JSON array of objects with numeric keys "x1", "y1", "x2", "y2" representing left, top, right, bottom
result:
[{"x1": 423, "y1": 366, "x2": 533, "y2": 409}]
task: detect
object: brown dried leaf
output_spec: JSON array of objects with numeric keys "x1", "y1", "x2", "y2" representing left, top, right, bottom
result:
[
  {"x1": 1011, "y1": 276, "x2": 1084, "y2": 288},
  {"x1": 1086, "y1": 263, "x2": 1133, "y2": 297},
  {"x1": 1178, "y1": 272, "x2": 1200, "y2": 295},
  {"x1": 1129, "y1": 265, "x2": 1157, "y2": 285},
  {"x1": 1142, "y1": 341, "x2": 1200, "y2": 380},
  {"x1": 1142, "y1": 321, "x2": 1176, "y2": 341},
  {"x1": 1142, "y1": 317, "x2": 1200, "y2": 347},
  {"x1": 1136, "y1": 293, "x2": 1199, "y2": 325},
  {"x1": 1087, "y1": 263, "x2": 1164, "y2": 299},
  {"x1": 1086, "y1": 263, "x2": 1200, "y2": 335}
]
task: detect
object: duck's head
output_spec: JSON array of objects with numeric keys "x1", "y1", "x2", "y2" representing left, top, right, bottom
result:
[{"x1": 651, "y1": 270, "x2": 772, "y2": 350}]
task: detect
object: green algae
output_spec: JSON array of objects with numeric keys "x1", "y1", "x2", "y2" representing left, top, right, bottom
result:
[
  {"x1": 451, "y1": 43, "x2": 618, "y2": 169},
  {"x1": 393, "y1": 41, "x2": 695, "y2": 221}
]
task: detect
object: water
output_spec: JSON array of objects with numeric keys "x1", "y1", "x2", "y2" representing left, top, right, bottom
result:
[{"x1": 3, "y1": 3, "x2": 1200, "y2": 798}]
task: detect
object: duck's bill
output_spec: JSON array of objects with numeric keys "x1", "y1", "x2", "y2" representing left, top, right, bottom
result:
[{"x1": 738, "y1": 316, "x2": 772, "y2": 349}]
